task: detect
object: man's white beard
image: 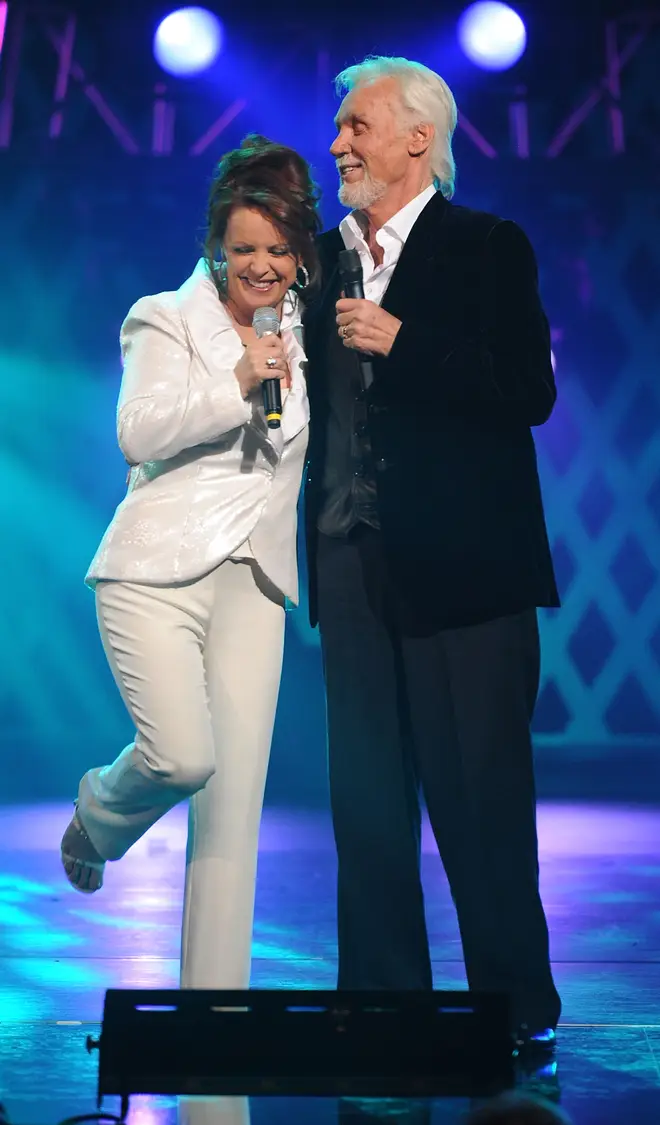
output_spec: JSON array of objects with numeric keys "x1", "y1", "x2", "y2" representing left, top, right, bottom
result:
[{"x1": 338, "y1": 172, "x2": 388, "y2": 211}]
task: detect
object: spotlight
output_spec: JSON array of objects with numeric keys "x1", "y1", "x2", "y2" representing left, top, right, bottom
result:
[
  {"x1": 458, "y1": 2, "x2": 527, "y2": 71},
  {"x1": 0, "y1": 3, "x2": 8, "y2": 59},
  {"x1": 154, "y1": 7, "x2": 224, "y2": 78}
]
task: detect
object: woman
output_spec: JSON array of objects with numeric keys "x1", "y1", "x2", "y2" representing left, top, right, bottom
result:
[{"x1": 60, "y1": 134, "x2": 321, "y2": 990}]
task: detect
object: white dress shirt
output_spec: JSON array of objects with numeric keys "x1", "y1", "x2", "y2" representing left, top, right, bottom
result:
[
  {"x1": 86, "y1": 259, "x2": 309, "y2": 604},
  {"x1": 339, "y1": 183, "x2": 437, "y2": 305}
]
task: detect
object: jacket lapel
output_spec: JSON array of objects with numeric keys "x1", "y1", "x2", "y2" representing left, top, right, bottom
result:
[
  {"x1": 305, "y1": 228, "x2": 344, "y2": 346},
  {"x1": 380, "y1": 191, "x2": 449, "y2": 319},
  {"x1": 176, "y1": 259, "x2": 240, "y2": 376}
]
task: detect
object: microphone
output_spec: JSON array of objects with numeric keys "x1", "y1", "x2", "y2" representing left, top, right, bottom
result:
[
  {"x1": 338, "y1": 248, "x2": 374, "y2": 392},
  {"x1": 253, "y1": 306, "x2": 282, "y2": 429}
]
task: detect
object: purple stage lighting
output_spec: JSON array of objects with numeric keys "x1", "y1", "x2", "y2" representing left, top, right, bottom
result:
[
  {"x1": 458, "y1": 2, "x2": 527, "y2": 71},
  {"x1": 0, "y1": 2, "x2": 7, "y2": 60},
  {"x1": 154, "y1": 7, "x2": 224, "y2": 77}
]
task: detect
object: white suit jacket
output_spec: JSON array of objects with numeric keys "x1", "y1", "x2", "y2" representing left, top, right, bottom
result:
[{"x1": 86, "y1": 259, "x2": 310, "y2": 604}]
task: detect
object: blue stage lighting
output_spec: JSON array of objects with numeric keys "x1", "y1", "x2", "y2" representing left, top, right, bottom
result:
[
  {"x1": 154, "y1": 7, "x2": 224, "y2": 78},
  {"x1": 458, "y1": 2, "x2": 527, "y2": 71}
]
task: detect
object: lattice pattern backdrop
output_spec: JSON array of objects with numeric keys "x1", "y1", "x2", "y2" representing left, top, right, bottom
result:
[{"x1": 534, "y1": 198, "x2": 660, "y2": 744}]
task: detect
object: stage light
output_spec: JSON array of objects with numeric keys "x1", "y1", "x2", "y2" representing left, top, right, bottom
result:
[
  {"x1": 0, "y1": 3, "x2": 8, "y2": 60},
  {"x1": 154, "y1": 7, "x2": 224, "y2": 78},
  {"x1": 458, "y1": 2, "x2": 527, "y2": 71}
]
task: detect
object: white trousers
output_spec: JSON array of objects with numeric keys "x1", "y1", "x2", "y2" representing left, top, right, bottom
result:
[{"x1": 77, "y1": 559, "x2": 285, "y2": 989}]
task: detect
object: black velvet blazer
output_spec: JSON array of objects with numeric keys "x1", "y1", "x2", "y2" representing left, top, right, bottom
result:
[{"x1": 303, "y1": 191, "x2": 560, "y2": 630}]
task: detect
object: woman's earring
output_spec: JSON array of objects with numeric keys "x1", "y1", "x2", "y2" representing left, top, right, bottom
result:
[
  {"x1": 217, "y1": 260, "x2": 228, "y2": 291},
  {"x1": 296, "y1": 265, "x2": 310, "y2": 291}
]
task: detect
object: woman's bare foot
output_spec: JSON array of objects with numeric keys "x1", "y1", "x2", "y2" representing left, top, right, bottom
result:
[{"x1": 61, "y1": 808, "x2": 105, "y2": 894}]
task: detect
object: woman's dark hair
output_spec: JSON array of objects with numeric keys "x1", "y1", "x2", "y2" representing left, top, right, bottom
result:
[{"x1": 205, "y1": 133, "x2": 322, "y2": 296}]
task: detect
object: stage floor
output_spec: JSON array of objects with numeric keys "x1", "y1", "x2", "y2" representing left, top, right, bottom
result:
[{"x1": 0, "y1": 802, "x2": 658, "y2": 1124}]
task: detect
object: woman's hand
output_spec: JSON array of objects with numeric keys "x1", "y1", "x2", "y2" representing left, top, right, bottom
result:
[{"x1": 234, "y1": 335, "x2": 291, "y2": 399}]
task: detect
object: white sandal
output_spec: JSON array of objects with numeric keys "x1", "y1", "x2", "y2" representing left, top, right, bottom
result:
[{"x1": 60, "y1": 805, "x2": 105, "y2": 894}]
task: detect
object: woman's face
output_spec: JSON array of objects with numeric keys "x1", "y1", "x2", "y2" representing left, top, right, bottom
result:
[{"x1": 222, "y1": 206, "x2": 299, "y2": 323}]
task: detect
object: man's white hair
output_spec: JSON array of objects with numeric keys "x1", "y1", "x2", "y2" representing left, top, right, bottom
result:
[{"x1": 334, "y1": 56, "x2": 458, "y2": 200}]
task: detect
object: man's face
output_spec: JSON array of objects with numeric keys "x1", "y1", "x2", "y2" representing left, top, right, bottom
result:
[{"x1": 330, "y1": 78, "x2": 413, "y2": 210}]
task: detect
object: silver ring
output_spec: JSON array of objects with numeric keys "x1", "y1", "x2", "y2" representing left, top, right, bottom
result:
[
  {"x1": 339, "y1": 325, "x2": 347, "y2": 339},
  {"x1": 266, "y1": 356, "x2": 278, "y2": 369}
]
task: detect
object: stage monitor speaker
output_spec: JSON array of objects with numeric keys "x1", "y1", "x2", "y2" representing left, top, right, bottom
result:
[{"x1": 88, "y1": 988, "x2": 514, "y2": 1114}]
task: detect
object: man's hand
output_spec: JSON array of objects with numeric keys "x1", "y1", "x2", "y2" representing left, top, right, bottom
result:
[{"x1": 336, "y1": 298, "x2": 402, "y2": 358}]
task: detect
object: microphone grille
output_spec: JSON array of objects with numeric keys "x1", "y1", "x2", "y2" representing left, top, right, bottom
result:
[{"x1": 252, "y1": 306, "x2": 280, "y2": 337}]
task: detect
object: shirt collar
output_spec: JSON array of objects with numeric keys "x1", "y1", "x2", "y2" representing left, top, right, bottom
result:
[{"x1": 339, "y1": 183, "x2": 437, "y2": 253}]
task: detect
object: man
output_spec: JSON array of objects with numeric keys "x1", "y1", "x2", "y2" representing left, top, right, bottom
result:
[{"x1": 304, "y1": 56, "x2": 561, "y2": 1045}]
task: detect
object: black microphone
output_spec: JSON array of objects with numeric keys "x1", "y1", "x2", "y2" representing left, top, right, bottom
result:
[
  {"x1": 338, "y1": 248, "x2": 374, "y2": 391},
  {"x1": 253, "y1": 306, "x2": 282, "y2": 429}
]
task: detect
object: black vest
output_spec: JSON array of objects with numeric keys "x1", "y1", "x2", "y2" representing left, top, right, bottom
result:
[{"x1": 315, "y1": 280, "x2": 380, "y2": 537}]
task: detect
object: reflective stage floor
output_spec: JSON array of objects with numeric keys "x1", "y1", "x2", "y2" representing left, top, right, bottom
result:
[{"x1": 0, "y1": 802, "x2": 658, "y2": 1124}]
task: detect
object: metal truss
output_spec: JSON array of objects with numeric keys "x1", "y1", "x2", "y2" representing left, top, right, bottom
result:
[
  {"x1": 0, "y1": 4, "x2": 318, "y2": 155},
  {"x1": 0, "y1": 4, "x2": 659, "y2": 158}
]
